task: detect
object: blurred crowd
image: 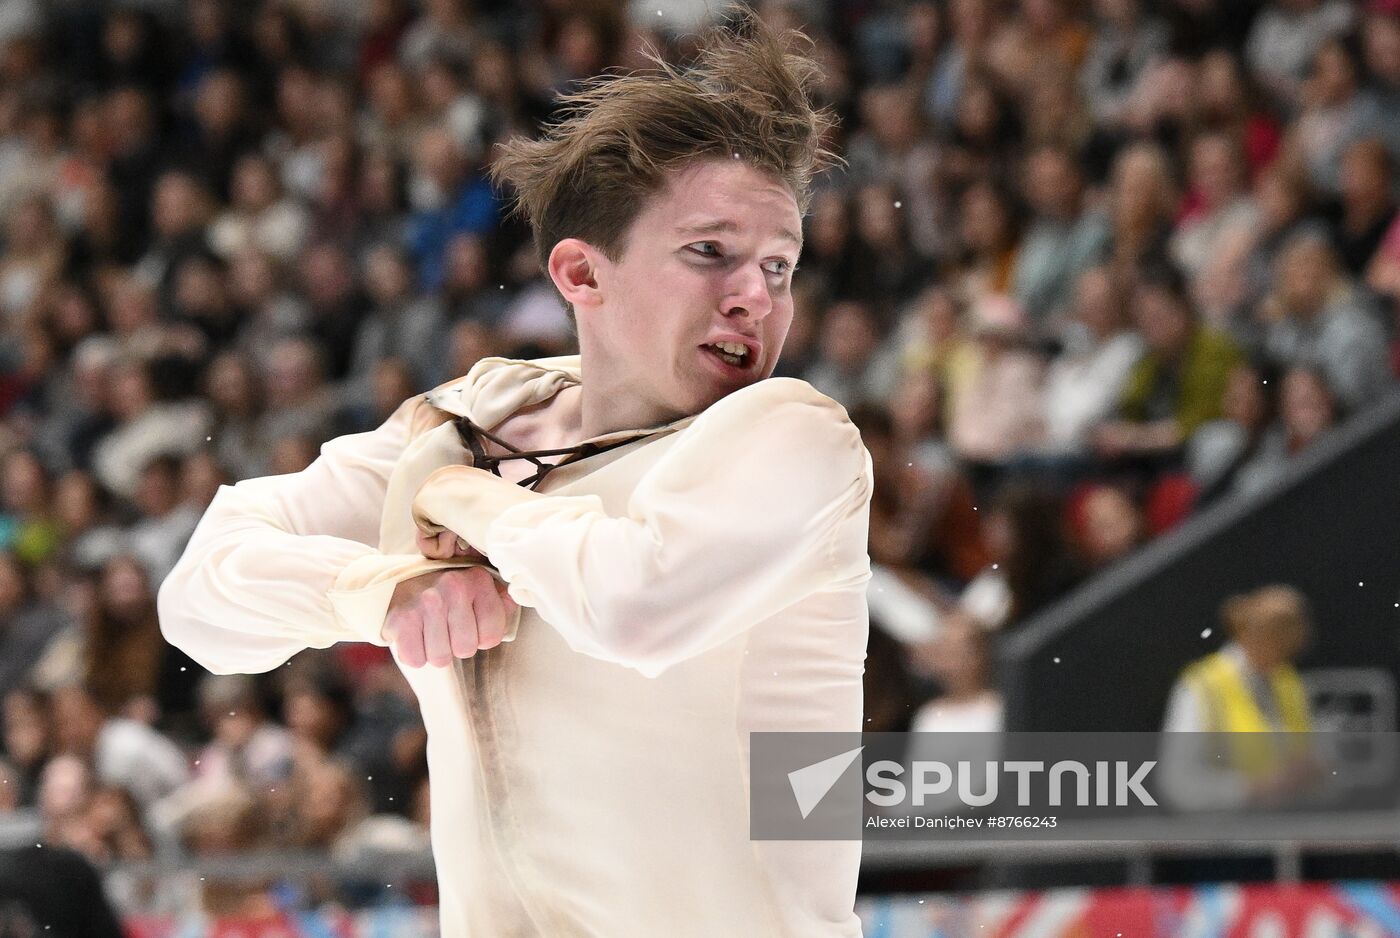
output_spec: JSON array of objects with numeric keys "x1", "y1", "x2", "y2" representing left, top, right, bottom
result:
[{"x1": 0, "y1": 0, "x2": 1399, "y2": 920}]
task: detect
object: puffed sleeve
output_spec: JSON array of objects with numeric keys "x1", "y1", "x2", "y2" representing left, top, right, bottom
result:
[
  {"x1": 411, "y1": 378, "x2": 873, "y2": 678},
  {"x1": 158, "y1": 396, "x2": 507, "y2": 674}
]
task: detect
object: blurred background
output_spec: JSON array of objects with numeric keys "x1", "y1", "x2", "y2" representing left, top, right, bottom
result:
[{"x1": 2, "y1": 0, "x2": 1400, "y2": 934}]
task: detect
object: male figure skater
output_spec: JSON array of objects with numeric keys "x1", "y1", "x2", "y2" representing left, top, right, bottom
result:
[{"x1": 161, "y1": 16, "x2": 872, "y2": 937}]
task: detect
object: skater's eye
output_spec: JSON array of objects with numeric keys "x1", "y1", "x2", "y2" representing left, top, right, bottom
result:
[
  {"x1": 762, "y1": 259, "x2": 792, "y2": 276},
  {"x1": 685, "y1": 242, "x2": 722, "y2": 259}
]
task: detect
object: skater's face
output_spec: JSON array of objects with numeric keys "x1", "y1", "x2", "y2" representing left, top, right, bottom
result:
[{"x1": 554, "y1": 158, "x2": 801, "y2": 425}]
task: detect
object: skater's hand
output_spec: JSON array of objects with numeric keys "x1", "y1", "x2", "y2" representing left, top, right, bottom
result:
[
  {"x1": 415, "y1": 526, "x2": 485, "y2": 562},
  {"x1": 385, "y1": 567, "x2": 517, "y2": 668}
]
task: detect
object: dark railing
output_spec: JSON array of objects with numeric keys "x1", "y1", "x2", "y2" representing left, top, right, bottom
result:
[{"x1": 1000, "y1": 391, "x2": 1400, "y2": 732}]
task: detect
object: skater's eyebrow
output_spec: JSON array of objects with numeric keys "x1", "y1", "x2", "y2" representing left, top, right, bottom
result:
[{"x1": 675, "y1": 219, "x2": 802, "y2": 249}]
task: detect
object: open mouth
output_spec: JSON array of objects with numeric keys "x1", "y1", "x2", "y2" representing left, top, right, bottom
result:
[{"x1": 701, "y1": 341, "x2": 756, "y2": 371}]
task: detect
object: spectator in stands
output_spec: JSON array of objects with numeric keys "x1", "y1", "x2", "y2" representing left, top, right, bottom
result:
[
  {"x1": 1260, "y1": 231, "x2": 1390, "y2": 411},
  {"x1": 1024, "y1": 54, "x2": 1099, "y2": 159},
  {"x1": 804, "y1": 299, "x2": 900, "y2": 411},
  {"x1": 102, "y1": 277, "x2": 165, "y2": 361},
  {"x1": 1080, "y1": 0, "x2": 1169, "y2": 127},
  {"x1": 202, "y1": 351, "x2": 267, "y2": 481},
  {"x1": 420, "y1": 56, "x2": 489, "y2": 164},
  {"x1": 0, "y1": 195, "x2": 65, "y2": 326},
  {"x1": 851, "y1": 181, "x2": 932, "y2": 311},
  {"x1": 1039, "y1": 267, "x2": 1144, "y2": 460},
  {"x1": 1096, "y1": 265, "x2": 1241, "y2": 467},
  {"x1": 49, "y1": 683, "x2": 189, "y2": 816},
  {"x1": 844, "y1": 84, "x2": 941, "y2": 260},
  {"x1": 955, "y1": 178, "x2": 1023, "y2": 307},
  {"x1": 1172, "y1": 132, "x2": 1259, "y2": 285},
  {"x1": 168, "y1": 252, "x2": 240, "y2": 350},
  {"x1": 1071, "y1": 482, "x2": 1147, "y2": 572},
  {"x1": 1230, "y1": 165, "x2": 1322, "y2": 338},
  {"x1": 948, "y1": 295, "x2": 1046, "y2": 470},
  {"x1": 902, "y1": 608, "x2": 1004, "y2": 817},
  {"x1": 1, "y1": 449, "x2": 62, "y2": 565},
  {"x1": 254, "y1": 336, "x2": 338, "y2": 448},
  {"x1": 31, "y1": 336, "x2": 118, "y2": 475},
  {"x1": 208, "y1": 153, "x2": 310, "y2": 264},
  {"x1": 924, "y1": 0, "x2": 998, "y2": 129},
  {"x1": 125, "y1": 455, "x2": 201, "y2": 585},
  {"x1": 1013, "y1": 145, "x2": 1109, "y2": 327},
  {"x1": 1162, "y1": 585, "x2": 1321, "y2": 809},
  {"x1": 856, "y1": 403, "x2": 989, "y2": 594},
  {"x1": 0, "y1": 554, "x2": 68, "y2": 698},
  {"x1": 888, "y1": 366, "x2": 954, "y2": 476},
  {"x1": 177, "y1": 70, "x2": 263, "y2": 204},
  {"x1": 1362, "y1": 5, "x2": 1400, "y2": 160},
  {"x1": 1229, "y1": 365, "x2": 1340, "y2": 496},
  {"x1": 1284, "y1": 38, "x2": 1384, "y2": 197},
  {"x1": 1105, "y1": 141, "x2": 1178, "y2": 277},
  {"x1": 3, "y1": 687, "x2": 51, "y2": 805},
  {"x1": 271, "y1": 756, "x2": 370, "y2": 853},
  {"x1": 960, "y1": 482, "x2": 1079, "y2": 631},
  {"x1": 445, "y1": 319, "x2": 502, "y2": 389},
  {"x1": 281, "y1": 669, "x2": 354, "y2": 766},
  {"x1": 1195, "y1": 49, "x2": 1284, "y2": 180},
  {"x1": 347, "y1": 242, "x2": 447, "y2": 397},
  {"x1": 1246, "y1": 0, "x2": 1355, "y2": 104},
  {"x1": 264, "y1": 432, "x2": 319, "y2": 475},
  {"x1": 134, "y1": 171, "x2": 216, "y2": 302},
  {"x1": 53, "y1": 469, "x2": 125, "y2": 574},
  {"x1": 80, "y1": 785, "x2": 153, "y2": 865},
  {"x1": 945, "y1": 70, "x2": 1024, "y2": 190},
  {"x1": 90, "y1": 357, "x2": 212, "y2": 501},
  {"x1": 227, "y1": 250, "x2": 310, "y2": 370},
  {"x1": 909, "y1": 611, "x2": 1004, "y2": 733},
  {"x1": 178, "y1": 784, "x2": 287, "y2": 928},
  {"x1": 1328, "y1": 139, "x2": 1397, "y2": 277},
  {"x1": 800, "y1": 189, "x2": 862, "y2": 302},
  {"x1": 360, "y1": 62, "x2": 428, "y2": 165},
  {"x1": 295, "y1": 242, "x2": 369, "y2": 381},
  {"x1": 894, "y1": 285, "x2": 979, "y2": 406},
  {"x1": 1188, "y1": 360, "x2": 1281, "y2": 502},
  {"x1": 440, "y1": 232, "x2": 509, "y2": 326},
  {"x1": 83, "y1": 556, "x2": 185, "y2": 722},
  {"x1": 406, "y1": 124, "x2": 497, "y2": 291},
  {"x1": 180, "y1": 451, "x2": 228, "y2": 514},
  {"x1": 191, "y1": 674, "x2": 293, "y2": 790}
]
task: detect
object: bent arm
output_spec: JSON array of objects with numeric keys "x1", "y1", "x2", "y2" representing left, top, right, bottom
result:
[
  {"x1": 413, "y1": 379, "x2": 873, "y2": 678},
  {"x1": 158, "y1": 397, "x2": 489, "y2": 674}
]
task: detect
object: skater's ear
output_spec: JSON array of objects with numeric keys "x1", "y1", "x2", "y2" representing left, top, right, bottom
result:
[{"x1": 547, "y1": 238, "x2": 602, "y2": 311}]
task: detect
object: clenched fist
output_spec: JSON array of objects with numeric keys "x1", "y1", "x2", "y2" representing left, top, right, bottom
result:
[
  {"x1": 415, "y1": 527, "x2": 483, "y2": 561},
  {"x1": 386, "y1": 567, "x2": 518, "y2": 668}
]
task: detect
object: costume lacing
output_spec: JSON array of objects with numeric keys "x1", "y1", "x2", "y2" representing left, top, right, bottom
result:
[{"x1": 454, "y1": 416, "x2": 656, "y2": 492}]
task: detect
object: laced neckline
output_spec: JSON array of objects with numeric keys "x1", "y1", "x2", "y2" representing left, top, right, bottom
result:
[{"x1": 453, "y1": 416, "x2": 656, "y2": 491}]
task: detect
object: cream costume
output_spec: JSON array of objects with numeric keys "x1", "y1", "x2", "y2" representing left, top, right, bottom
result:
[{"x1": 159, "y1": 355, "x2": 874, "y2": 937}]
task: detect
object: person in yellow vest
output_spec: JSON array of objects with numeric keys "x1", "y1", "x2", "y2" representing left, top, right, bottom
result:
[{"x1": 1160, "y1": 585, "x2": 1323, "y2": 811}]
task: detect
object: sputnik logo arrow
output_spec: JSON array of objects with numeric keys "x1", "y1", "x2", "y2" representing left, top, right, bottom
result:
[{"x1": 787, "y1": 746, "x2": 864, "y2": 819}]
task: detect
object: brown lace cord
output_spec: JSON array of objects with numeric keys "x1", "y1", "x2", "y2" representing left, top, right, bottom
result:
[{"x1": 454, "y1": 416, "x2": 653, "y2": 491}]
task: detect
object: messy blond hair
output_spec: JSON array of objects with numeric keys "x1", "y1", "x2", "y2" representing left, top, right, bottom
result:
[{"x1": 490, "y1": 12, "x2": 838, "y2": 294}]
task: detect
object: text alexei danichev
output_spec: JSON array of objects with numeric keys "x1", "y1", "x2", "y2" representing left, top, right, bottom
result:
[{"x1": 866, "y1": 815, "x2": 1060, "y2": 829}]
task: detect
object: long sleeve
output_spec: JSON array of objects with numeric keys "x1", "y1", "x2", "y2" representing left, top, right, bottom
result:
[
  {"x1": 158, "y1": 395, "x2": 497, "y2": 675},
  {"x1": 412, "y1": 378, "x2": 873, "y2": 678}
]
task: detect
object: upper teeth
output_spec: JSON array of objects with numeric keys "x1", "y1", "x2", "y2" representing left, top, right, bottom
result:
[{"x1": 714, "y1": 341, "x2": 748, "y2": 356}]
